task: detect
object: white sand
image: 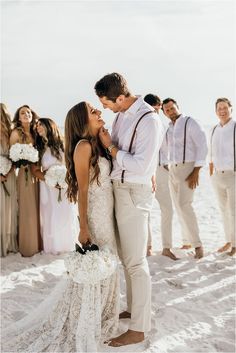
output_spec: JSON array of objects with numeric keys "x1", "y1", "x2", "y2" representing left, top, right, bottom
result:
[{"x1": 1, "y1": 166, "x2": 235, "y2": 352}]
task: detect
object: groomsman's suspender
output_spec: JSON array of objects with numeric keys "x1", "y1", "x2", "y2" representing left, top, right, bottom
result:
[
  {"x1": 183, "y1": 117, "x2": 191, "y2": 164},
  {"x1": 211, "y1": 122, "x2": 236, "y2": 172},
  {"x1": 121, "y1": 111, "x2": 153, "y2": 183},
  {"x1": 210, "y1": 125, "x2": 218, "y2": 164}
]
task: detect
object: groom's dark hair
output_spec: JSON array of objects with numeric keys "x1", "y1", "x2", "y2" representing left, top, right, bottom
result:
[{"x1": 94, "y1": 72, "x2": 131, "y2": 102}]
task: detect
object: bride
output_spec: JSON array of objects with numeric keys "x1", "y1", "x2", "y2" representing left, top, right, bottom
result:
[{"x1": 2, "y1": 102, "x2": 120, "y2": 352}]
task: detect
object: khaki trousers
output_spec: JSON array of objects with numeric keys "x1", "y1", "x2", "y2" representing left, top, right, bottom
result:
[
  {"x1": 148, "y1": 166, "x2": 173, "y2": 248},
  {"x1": 211, "y1": 171, "x2": 236, "y2": 247},
  {"x1": 113, "y1": 180, "x2": 153, "y2": 332},
  {"x1": 169, "y1": 162, "x2": 202, "y2": 248}
]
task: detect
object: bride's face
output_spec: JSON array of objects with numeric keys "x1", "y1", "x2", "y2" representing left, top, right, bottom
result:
[{"x1": 86, "y1": 103, "x2": 105, "y2": 135}]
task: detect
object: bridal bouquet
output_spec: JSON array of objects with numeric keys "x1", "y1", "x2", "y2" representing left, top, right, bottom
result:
[
  {"x1": 9, "y1": 143, "x2": 39, "y2": 184},
  {"x1": 65, "y1": 246, "x2": 118, "y2": 284},
  {"x1": 9, "y1": 143, "x2": 39, "y2": 167},
  {"x1": 0, "y1": 156, "x2": 12, "y2": 196},
  {"x1": 44, "y1": 165, "x2": 67, "y2": 202}
]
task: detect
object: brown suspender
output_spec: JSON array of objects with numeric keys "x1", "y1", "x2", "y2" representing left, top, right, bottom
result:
[
  {"x1": 121, "y1": 111, "x2": 153, "y2": 183},
  {"x1": 210, "y1": 124, "x2": 218, "y2": 164},
  {"x1": 183, "y1": 117, "x2": 191, "y2": 164}
]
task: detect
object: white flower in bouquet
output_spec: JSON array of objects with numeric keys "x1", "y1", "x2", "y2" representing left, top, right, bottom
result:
[
  {"x1": 9, "y1": 143, "x2": 39, "y2": 166},
  {"x1": 65, "y1": 247, "x2": 118, "y2": 284},
  {"x1": 0, "y1": 156, "x2": 12, "y2": 197},
  {"x1": 0, "y1": 156, "x2": 12, "y2": 176},
  {"x1": 45, "y1": 165, "x2": 67, "y2": 201}
]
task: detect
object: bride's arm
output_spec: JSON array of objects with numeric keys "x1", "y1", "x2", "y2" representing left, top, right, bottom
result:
[{"x1": 73, "y1": 141, "x2": 92, "y2": 246}]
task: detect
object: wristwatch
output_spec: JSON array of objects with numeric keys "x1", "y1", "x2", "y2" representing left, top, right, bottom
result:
[{"x1": 107, "y1": 144, "x2": 115, "y2": 153}]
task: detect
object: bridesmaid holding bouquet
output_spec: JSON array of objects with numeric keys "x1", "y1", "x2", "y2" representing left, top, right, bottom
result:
[
  {"x1": 33, "y1": 118, "x2": 77, "y2": 254},
  {"x1": 10, "y1": 105, "x2": 41, "y2": 257}
]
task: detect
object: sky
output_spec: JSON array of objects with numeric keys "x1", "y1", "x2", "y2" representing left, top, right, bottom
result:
[{"x1": 1, "y1": 0, "x2": 235, "y2": 129}]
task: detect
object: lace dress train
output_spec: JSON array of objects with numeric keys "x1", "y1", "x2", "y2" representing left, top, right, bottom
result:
[{"x1": 1, "y1": 157, "x2": 120, "y2": 352}]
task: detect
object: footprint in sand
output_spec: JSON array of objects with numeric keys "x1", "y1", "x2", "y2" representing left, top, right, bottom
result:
[{"x1": 165, "y1": 278, "x2": 186, "y2": 289}]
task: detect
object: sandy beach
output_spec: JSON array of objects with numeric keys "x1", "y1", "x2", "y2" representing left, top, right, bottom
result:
[{"x1": 1, "y1": 166, "x2": 235, "y2": 353}]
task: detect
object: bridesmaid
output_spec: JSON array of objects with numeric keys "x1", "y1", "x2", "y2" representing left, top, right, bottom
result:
[
  {"x1": 33, "y1": 118, "x2": 77, "y2": 254},
  {"x1": 10, "y1": 105, "x2": 41, "y2": 257},
  {"x1": 0, "y1": 103, "x2": 18, "y2": 256}
]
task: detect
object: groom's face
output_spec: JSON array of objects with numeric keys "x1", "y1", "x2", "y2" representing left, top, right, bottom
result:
[{"x1": 99, "y1": 96, "x2": 122, "y2": 113}]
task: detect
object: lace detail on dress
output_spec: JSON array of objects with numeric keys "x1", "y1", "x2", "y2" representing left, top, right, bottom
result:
[{"x1": 2, "y1": 157, "x2": 120, "y2": 353}]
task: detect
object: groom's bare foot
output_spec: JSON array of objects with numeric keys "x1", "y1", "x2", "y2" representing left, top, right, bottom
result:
[
  {"x1": 194, "y1": 246, "x2": 204, "y2": 259},
  {"x1": 146, "y1": 245, "x2": 153, "y2": 256},
  {"x1": 119, "y1": 311, "x2": 131, "y2": 319},
  {"x1": 227, "y1": 247, "x2": 236, "y2": 256},
  {"x1": 162, "y1": 248, "x2": 179, "y2": 260},
  {"x1": 217, "y1": 242, "x2": 231, "y2": 253},
  {"x1": 108, "y1": 329, "x2": 144, "y2": 347}
]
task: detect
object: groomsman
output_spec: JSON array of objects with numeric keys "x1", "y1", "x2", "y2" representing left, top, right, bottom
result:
[
  {"x1": 95, "y1": 73, "x2": 163, "y2": 346},
  {"x1": 209, "y1": 97, "x2": 235, "y2": 256},
  {"x1": 144, "y1": 94, "x2": 177, "y2": 260},
  {"x1": 162, "y1": 98, "x2": 207, "y2": 259}
]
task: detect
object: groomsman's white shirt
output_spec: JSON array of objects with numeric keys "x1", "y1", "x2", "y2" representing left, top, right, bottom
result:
[
  {"x1": 167, "y1": 114, "x2": 207, "y2": 166},
  {"x1": 158, "y1": 130, "x2": 169, "y2": 166},
  {"x1": 111, "y1": 96, "x2": 164, "y2": 185},
  {"x1": 209, "y1": 118, "x2": 236, "y2": 171}
]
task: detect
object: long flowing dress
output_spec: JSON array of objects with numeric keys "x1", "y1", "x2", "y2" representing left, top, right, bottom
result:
[
  {"x1": 17, "y1": 150, "x2": 41, "y2": 257},
  {"x1": 0, "y1": 142, "x2": 18, "y2": 256},
  {"x1": 40, "y1": 147, "x2": 77, "y2": 254},
  {"x1": 1, "y1": 155, "x2": 120, "y2": 352}
]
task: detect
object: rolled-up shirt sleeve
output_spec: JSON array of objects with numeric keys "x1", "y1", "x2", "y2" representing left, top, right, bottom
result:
[
  {"x1": 116, "y1": 117, "x2": 163, "y2": 175},
  {"x1": 190, "y1": 119, "x2": 208, "y2": 167}
]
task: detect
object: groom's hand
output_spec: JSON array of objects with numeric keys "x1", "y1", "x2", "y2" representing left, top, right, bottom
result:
[{"x1": 99, "y1": 127, "x2": 112, "y2": 148}]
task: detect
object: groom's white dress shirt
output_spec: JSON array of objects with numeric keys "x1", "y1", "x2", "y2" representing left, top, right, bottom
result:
[{"x1": 111, "y1": 96, "x2": 164, "y2": 185}]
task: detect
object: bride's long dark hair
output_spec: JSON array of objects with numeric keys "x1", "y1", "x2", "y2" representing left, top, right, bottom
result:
[{"x1": 64, "y1": 101, "x2": 112, "y2": 203}]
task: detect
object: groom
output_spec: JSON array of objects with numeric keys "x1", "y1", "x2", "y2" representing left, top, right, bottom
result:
[{"x1": 95, "y1": 73, "x2": 163, "y2": 347}]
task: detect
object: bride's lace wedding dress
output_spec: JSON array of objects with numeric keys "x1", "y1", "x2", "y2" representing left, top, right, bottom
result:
[{"x1": 2, "y1": 155, "x2": 120, "y2": 353}]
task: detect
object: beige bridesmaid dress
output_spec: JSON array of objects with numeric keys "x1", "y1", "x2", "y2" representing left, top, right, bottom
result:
[{"x1": 0, "y1": 142, "x2": 18, "y2": 256}]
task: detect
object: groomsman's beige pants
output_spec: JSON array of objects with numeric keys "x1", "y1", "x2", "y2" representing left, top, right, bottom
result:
[
  {"x1": 113, "y1": 180, "x2": 153, "y2": 332},
  {"x1": 148, "y1": 166, "x2": 173, "y2": 248},
  {"x1": 169, "y1": 162, "x2": 202, "y2": 248},
  {"x1": 211, "y1": 170, "x2": 236, "y2": 247}
]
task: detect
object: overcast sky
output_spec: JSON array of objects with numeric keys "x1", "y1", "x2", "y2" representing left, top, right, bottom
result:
[{"x1": 1, "y1": 0, "x2": 235, "y2": 129}]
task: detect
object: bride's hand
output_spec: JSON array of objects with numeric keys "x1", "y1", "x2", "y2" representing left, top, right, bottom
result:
[{"x1": 78, "y1": 229, "x2": 91, "y2": 246}]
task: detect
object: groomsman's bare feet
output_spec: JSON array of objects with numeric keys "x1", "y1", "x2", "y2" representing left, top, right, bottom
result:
[
  {"x1": 108, "y1": 330, "x2": 144, "y2": 347},
  {"x1": 194, "y1": 246, "x2": 204, "y2": 259},
  {"x1": 217, "y1": 242, "x2": 231, "y2": 253},
  {"x1": 180, "y1": 244, "x2": 192, "y2": 249},
  {"x1": 227, "y1": 247, "x2": 236, "y2": 256},
  {"x1": 146, "y1": 246, "x2": 153, "y2": 256},
  {"x1": 162, "y1": 248, "x2": 179, "y2": 260},
  {"x1": 119, "y1": 311, "x2": 131, "y2": 319}
]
